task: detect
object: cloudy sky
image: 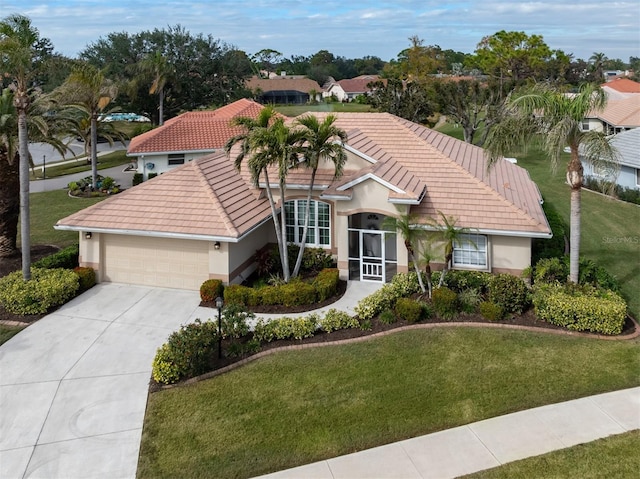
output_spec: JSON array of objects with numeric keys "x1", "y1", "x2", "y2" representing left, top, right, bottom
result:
[{"x1": 4, "y1": 0, "x2": 640, "y2": 61}]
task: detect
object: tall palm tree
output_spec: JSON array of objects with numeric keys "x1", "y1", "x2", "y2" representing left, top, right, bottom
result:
[
  {"x1": 55, "y1": 63, "x2": 117, "y2": 189},
  {"x1": 427, "y1": 212, "x2": 471, "y2": 287},
  {"x1": 0, "y1": 14, "x2": 39, "y2": 279},
  {"x1": 130, "y1": 51, "x2": 173, "y2": 125},
  {"x1": 291, "y1": 114, "x2": 347, "y2": 278},
  {"x1": 484, "y1": 83, "x2": 617, "y2": 283},
  {"x1": 589, "y1": 52, "x2": 608, "y2": 82},
  {"x1": 383, "y1": 212, "x2": 427, "y2": 294},
  {"x1": 0, "y1": 88, "x2": 20, "y2": 258}
]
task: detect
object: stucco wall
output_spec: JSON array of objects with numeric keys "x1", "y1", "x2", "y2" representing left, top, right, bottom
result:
[
  {"x1": 227, "y1": 221, "x2": 276, "y2": 283},
  {"x1": 490, "y1": 235, "x2": 532, "y2": 273},
  {"x1": 134, "y1": 151, "x2": 217, "y2": 179}
]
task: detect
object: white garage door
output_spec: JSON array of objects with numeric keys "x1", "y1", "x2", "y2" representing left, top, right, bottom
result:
[{"x1": 102, "y1": 234, "x2": 210, "y2": 290}]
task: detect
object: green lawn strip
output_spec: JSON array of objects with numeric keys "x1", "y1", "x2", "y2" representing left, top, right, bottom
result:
[
  {"x1": 138, "y1": 328, "x2": 640, "y2": 479},
  {"x1": 462, "y1": 430, "x2": 640, "y2": 479},
  {"x1": 0, "y1": 324, "x2": 25, "y2": 345},
  {"x1": 31, "y1": 150, "x2": 131, "y2": 180},
  {"x1": 25, "y1": 189, "x2": 106, "y2": 248},
  {"x1": 276, "y1": 103, "x2": 374, "y2": 117}
]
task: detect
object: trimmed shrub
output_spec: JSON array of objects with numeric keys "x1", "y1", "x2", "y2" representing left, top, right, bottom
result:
[
  {"x1": 148, "y1": 172, "x2": 158, "y2": 179},
  {"x1": 280, "y1": 281, "x2": 317, "y2": 306},
  {"x1": 479, "y1": 301, "x2": 504, "y2": 321},
  {"x1": 151, "y1": 319, "x2": 219, "y2": 384},
  {"x1": 432, "y1": 287, "x2": 458, "y2": 320},
  {"x1": 379, "y1": 309, "x2": 396, "y2": 325},
  {"x1": 258, "y1": 285, "x2": 284, "y2": 305},
  {"x1": 200, "y1": 279, "x2": 224, "y2": 303},
  {"x1": 0, "y1": 268, "x2": 79, "y2": 314},
  {"x1": 354, "y1": 272, "x2": 421, "y2": 320},
  {"x1": 533, "y1": 257, "x2": 567, "y2": 285},
  {"x1": 488, "y1": 274, "x2": 530, "y2": 315},
  {"x1": 224, "y1": 284, "x2": 252, "y2": 306},
  {"x1": 220, "y1": 303, "x2": 253, "y2": 339},
  {"x1": 532, "y1": 284, "x2": 627, "y2": 335},
  {"x1": 420, "y1": 301, "x2": 433, "y2": 320},
  {"x1": 73, "y1": 266, "x2": 96, "y2": 292},
  {"x1": 394, "y1": 297, "x2": 423, "y2": 323},
  {"x1": 319, "y1": 308, "x2": 359, "y2": 332},
  {"x1": 132, "y1": 173, "x2": 143, "y2": 186},
  {"x1": 391, "y1": 271, "x2": 422, "y2": 296},
  {"x1": 313, "y1": 268, "x2": 340, "y2": 301},
  {"x1": 253, "y1": 316, "x2": 318, "y2": 342},
  {"x1": 442, "y1": 270, "x2": 491, "y2": 294},
  {"x1": 565, "y1": 257, "x2": 620, "y2": 292},
  {"x1": 533, "y1": 200, "x2": 567, "y2": 263},
  {"x1": 33, "y1": 244, "x2": 79, "y2": 270},
  {"x1": 458, "y1": 288, "x2": 482, "y2": 314}
]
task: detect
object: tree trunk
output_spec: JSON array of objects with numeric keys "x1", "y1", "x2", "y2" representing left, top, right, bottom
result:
[
  {"x1": 406, "y1": 241, "x2": 426, "y2": 293},
  {"x1": 292, "y1": 169, "x2": 317, "y2": 278},
  {"x1": 279, "y1": 177, "x2": 290, "y2": 283},
  {"x1": 566, "y1": 146, "x2": 583, "y2": 284},
  {"x1": 262, "y1": 169, "x2": 287, "y2": 281},
  {"x1": 91, "y1": 114, "x2": 99, "y2": 189},
  {"x1": 0, "y1": 152, "x2": 20, "y2": 258},
  {"x1": 159, "y1": 87, "x2": 164, "y2": 126},
  {"x1": 17, "y1": 104, "x2": 31, "y2": 279}
]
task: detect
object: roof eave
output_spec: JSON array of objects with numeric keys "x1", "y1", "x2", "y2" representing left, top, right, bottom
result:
[{"x1": 53, "y1": 224, "x2": 241, "y2": 242}]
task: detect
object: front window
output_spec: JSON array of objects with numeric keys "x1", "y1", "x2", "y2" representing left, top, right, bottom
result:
[
  {"x1": 284, "y1": 200, "x2": 330, "y2": 247},
  {"x1": 453, "y1": 234, "x2": 487, "y2": 268}
]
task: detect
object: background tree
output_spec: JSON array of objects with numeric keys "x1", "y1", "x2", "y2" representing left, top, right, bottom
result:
[
  {"x1": 0, "y1": 88, "x2": 19, "y2": 258},
  {"x1": 291, "y1": 114, "x2": 347, "y2": 278},
  {"x1": 251, "y1": 48, "x2": 283, "y2": 78},
  {"x1": 367, "y1": 78, "x2": 435, "y2": 124},
  {"x1": 589, "y1": 52, "x2": 608, "y2": 81},
  {"x1": 129, "y1": 50, "x2": 174, "y2": 125},
  {"x1": 484, "y1": 84, "x2": 618, "y2": 283},
  {"x1": 54, "y1": 63, "x2": 117, "y2": 189}
]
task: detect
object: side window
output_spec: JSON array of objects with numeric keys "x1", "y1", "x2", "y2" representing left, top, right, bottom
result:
[
  {"x1": 168, "y1": 154, "x2": 185, "y2": 165},
  {"x1": 453, "y1": 234, "x2": 487, "y2": 268}
]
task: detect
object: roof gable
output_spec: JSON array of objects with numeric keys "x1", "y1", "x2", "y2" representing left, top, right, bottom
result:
[
  {"x1": 601, "y1": 78, "x2": 640, "y2": 94},
  {"x1": 590, "y1": 96, "x2": 640, "y2": 127}
]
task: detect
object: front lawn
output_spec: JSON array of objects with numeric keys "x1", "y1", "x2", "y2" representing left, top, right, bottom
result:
[
  {"x1": 138, "y1": 328, "x2": 640, "y2": 479},
  {"x1": 276, "y1": 102, "x2": 374, "y2": 117},
  {"x1": 31, "y1": 149, "x2": 131, "y2": 179},
  {"x1": 0, "y1": 324, "x2": 24, "y2": 345},
  {"x1": 463, "y1": 430, "x2": 640, "y2": 479}
]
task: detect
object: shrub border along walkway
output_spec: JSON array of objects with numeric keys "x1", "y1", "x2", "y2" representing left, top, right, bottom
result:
[{"x1": 156, "y1": 315, "x2": 640, "y2": 391}]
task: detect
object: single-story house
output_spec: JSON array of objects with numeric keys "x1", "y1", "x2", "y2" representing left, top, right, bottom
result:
[
  {"x1": 582, "y1": 94, "x2": 640, "y2": 135},
  {"x1": 127, "y1": 99, "x2": 264, "y2": 179},
  {"x1": 323, "y1": 75, "x2": 383, "y2": 102},
  {"x1": 55, "y1": 112, "x2": 551, "y2": 290},
  {"x1": 584, "y1": 127, "x2": 640, "y2": 190},
  {"x1": 246, "y1": 75, "x2": 323, "y2": 104}
]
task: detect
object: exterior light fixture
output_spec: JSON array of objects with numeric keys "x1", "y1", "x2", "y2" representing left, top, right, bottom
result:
[
  {"x1": 214, "y1": 241, "x2": 221, "y2": 250},
  {"x1": 85, "y1": 232, "x2": 92, "y2": 239}
]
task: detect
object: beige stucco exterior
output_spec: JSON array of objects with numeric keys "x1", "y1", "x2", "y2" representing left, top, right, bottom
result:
[{"x1": 134, "y1": 151, "x2": 217, "y2": 179}]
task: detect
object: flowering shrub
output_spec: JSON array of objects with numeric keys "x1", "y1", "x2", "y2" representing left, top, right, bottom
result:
[
  {"x1": 0, "y1": 268, "x2": 79, "y2": 314},
  {"x1": 319, "y1": 308, "x2": 359, "y2": 332},
  {"x1": 532, "y1": 284, "x2": 627, "y2": 335},
  {"x1": 151, "y1": 319, "x2": 219, "y2": 384}
]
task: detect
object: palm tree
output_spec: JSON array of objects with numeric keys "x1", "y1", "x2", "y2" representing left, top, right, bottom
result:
[
  {"x1": 484, "y1": 83, "x2": 617, "y2": 283},
  {"x1": 428, "y1": 212, "x2": 471, "y2": 287},
  {"x1": 589, "y1": 52, "x2": 608, "y2": 81},
  {"x1": 54, "y1": 63, "x2": 117, "y2": 189},
  {"x1": 382, "y1": 212, "x2": 427, "y2": 294},
  {"x1": 417, "y1": 240, "x2": 438, "y2": 299},
  {"x1": 0, "y1": 14, "x2": 40, "y2": 279},
  {"x1": 291, "y1": 114, "x2": 347, "y2": 278},
  {"x1": 130, "y1": 51, "x2": 173, "y2": 125},
  {"x1": 0, "y1": 88, "x2": 20, "y2": 258}
]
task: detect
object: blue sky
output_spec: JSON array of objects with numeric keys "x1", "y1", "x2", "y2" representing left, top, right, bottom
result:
[{"x1": 4, "y1": 1, "x2": 640, "y2": 62}]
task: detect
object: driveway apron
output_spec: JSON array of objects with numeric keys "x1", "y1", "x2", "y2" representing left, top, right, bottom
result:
[{"x1": 0, "y1": 284, "x2": 204, "y2": 479}]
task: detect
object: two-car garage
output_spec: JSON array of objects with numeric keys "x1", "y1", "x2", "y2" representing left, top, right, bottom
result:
[{"x1": 101, "y1": 235, "x2": 211, "y2": 290}]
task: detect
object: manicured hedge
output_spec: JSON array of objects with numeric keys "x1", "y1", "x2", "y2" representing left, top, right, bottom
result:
[
  {"x1": 488, "y1": 274, "x2": 530, "y2": 315},
  {"x1": 394, "y1": 297, "x2": 423, "y2": 323},
  {"x1": 479, "y1": 301, "x2": 504, "y2": 321},
  {"x1": 0, "y1": 268, "x2": 79, "y2": 314},
  {"x1": 33, "y1": 244, "x2": 79, "y2": 270},
  {"x1": 432, "y1": 286, "x2": 458, "y2": 320},
  {"x1": 319, "y1": 308, "x2": 360, "y2": 332},
  {"x1": 73, "y1": 266, "x2": 96, "y2": 293},
  {"x1": 313, "y1": 268, "x2": 340, "y2": 301},
  {"x1": 253, "y1": 316, "x2": 318, "y2": 342},
  {"x1": 200, "y1": 279, "x2": 224, "y2": 303},
  {"x1": 532, "y1": 284, "x2": 627, "y2": 335},
  {"x1": 354, "y1": 272, "x2": 421, "y2": 320}
]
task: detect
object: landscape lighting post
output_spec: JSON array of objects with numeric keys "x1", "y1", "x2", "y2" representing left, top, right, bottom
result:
[
  {"x1": 216, "y1": 297, "x2": 223, "y2": 359},
  {"x1": 43, "y1": 155, "x2": 46, "y2": 179}
]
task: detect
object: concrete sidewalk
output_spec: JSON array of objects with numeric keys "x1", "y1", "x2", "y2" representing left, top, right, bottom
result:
[{"x1": 255, "y1": 387, "x2": 640, "y2": 479}]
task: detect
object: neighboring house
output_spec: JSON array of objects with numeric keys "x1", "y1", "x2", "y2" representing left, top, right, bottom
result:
[
  {"x1": 246, "y1": 75, "x2": 323, "y2": 104},
  {"x1": 582, "y1": 95, "x2": 640, "y2": 134},
  {"x1": 56, "y1": 112, "x2": 551, "y2": 291},
  {"x1": 127, "y1": 99, "x2": 264, "y2": 179},
  {"x1": 601, "y1": 78, "x2": 640, "y2": 100},
  {"x1": 323, "y1": 75, "x2": 383, "y2": 102},
  {"x1": 583, "y1": 128, "x2": 640, "y2": 190}
]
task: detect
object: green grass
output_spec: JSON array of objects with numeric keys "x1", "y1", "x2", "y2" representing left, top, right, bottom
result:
[
  {"x1": 31, "y1": 150, "x2": 131, "y2": 180},
  {"x1": 0, "y1": 325, "x2": 24, "y2": 345},
  {"x1": 138, "y1": 328, "x2": 640, "y2": 479},
  {"x1": 463, "y1": 430, "x2": 640, "y2": 479},
  {"x1": 435, "y1": 123, "x2": 640, "y2": 317},
  {"x1": 25, "y1": 189, "x2": 106, "y2": 248},
  {"x1": 275, "y1": 102, "x2": 374, "y2": 117}
]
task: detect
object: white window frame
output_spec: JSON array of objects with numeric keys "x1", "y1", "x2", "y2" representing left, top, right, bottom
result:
[
  {"x1": 284, "y1": 199, "x2": 331, "y2": 248},
  {"x1": 453, "y1": 234, "x2": 488, "y2": 269}
]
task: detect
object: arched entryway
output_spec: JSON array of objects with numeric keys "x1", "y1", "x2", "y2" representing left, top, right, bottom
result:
[{"x1": 347, "y1": 213, "x2": 397, "y2": 282}]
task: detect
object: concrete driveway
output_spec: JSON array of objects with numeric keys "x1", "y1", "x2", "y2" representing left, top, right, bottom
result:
[{"x1": 0, "y1": 284, "x2": 206, "y2": 479}]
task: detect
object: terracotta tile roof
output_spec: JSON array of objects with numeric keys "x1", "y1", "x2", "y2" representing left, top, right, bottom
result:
[
  {"x1": 245, "y1": 76, "x2": 323, "y2": 94},
  {"x1": 589, "y1": 95, "x2": 640, "y2": 127},
  {"x1": 127, "y1": 99, "x2": 264, "y2": 155},
  {"x1": 55, "y1": 152, "x2": 272, "y2": 240},
  {"x1": 310, "y1": 113, "x2": 550, "y2": 235},
  {"x1": 601, "y1": 78, "x2": 640, "y2": 93},
  {"x1": 336, "y1": 75, "x2": 381, "y2": 93}
]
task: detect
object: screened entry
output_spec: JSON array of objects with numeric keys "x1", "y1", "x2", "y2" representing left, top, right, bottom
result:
[{"x1": 347, "y1": 213, "x2": 397, "y2": 282}]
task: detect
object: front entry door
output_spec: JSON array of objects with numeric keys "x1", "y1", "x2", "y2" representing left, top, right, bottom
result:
[{"x1": 361, "y1": 230, "x2": 384, "y2": 282}]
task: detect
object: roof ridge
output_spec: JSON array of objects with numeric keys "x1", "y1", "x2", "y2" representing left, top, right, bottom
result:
[
  {"x1": 192, "y1": 157, "x2": 240, "y2": 237},
  {"x1": 391, "y1": 117, "x2": 545, "y2": 229}
]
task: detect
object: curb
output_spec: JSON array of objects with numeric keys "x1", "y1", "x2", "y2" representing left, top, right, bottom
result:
[{"x1": 156, "y1": 315, "x2": 639, "y2": 391}]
